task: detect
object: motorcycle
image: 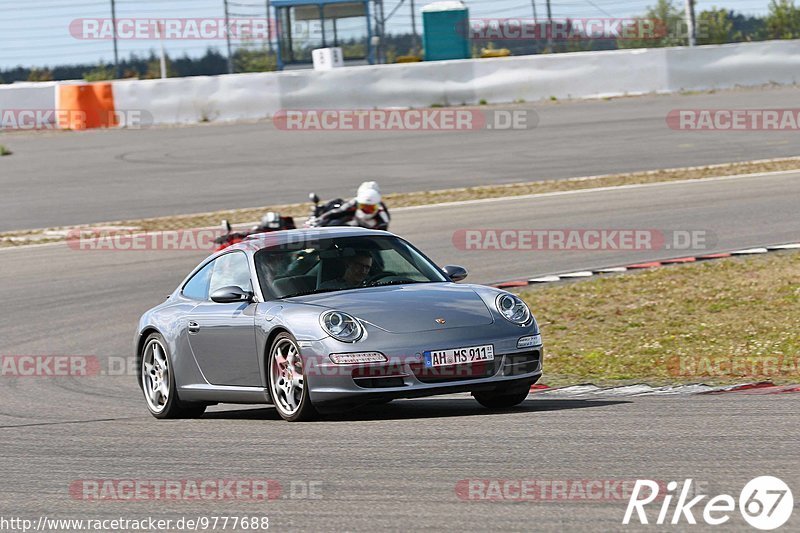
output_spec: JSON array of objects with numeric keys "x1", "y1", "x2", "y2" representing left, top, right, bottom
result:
[
  {"x1": 214, "y1": 212, "x2": 296, "y2": 252},
  {"x1": 304, "y1": 193, "x2": 347, "y2": 228}
]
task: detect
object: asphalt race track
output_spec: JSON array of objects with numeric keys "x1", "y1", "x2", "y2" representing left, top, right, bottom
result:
[
  {"x1": 2, "y1": 85, "x2": 800, "y2": 232},
  {"x1": 1, "y1": 172, "x2": 799, "y2": 530},
  {"x1": 1, "y1": 396, "x2": 797, "y2": 531}
]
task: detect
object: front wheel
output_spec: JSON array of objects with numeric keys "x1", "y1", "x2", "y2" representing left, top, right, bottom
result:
[
  {"x1": 268, "y1": 333, "x2": 318, "y2": 422},
  {"x1": 472, "y1": 386, "x2": 531, "y2": 410}
]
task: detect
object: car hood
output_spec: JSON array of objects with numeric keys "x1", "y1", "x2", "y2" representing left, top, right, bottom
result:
[{"x1": 289, "y1": 283, "x2": 494, "y2": 333}]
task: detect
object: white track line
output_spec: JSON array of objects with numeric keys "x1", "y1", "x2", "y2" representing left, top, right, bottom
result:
[
  {"x1": 637, "y1": 384, "x2": 716, "y2": 396},
  {"x1": 529, "y1": 275, "x2": 562, "y2": 283},
  {"x1": 730, "y1": 248, "x2": 769, "y2": 255},
  {"x1": 594, "y1": 267, "x2": 628, "y2": 273},
  {"x1": 2, "y1": 167, "x2": 798, "y2": 254},
  {"x1": 768, "y1": 243, "x2": 800, "y2": 250},
  {"x1": 530, "y1": 383, "x2": 774, "y2": 398},
  {"x1": 557, "y1": 271, "x2": 595, "y2": 278},
  {"x1": 393, "y1": 168, "x2": 800, "y2": 212},
  {"x1": 497, "y1": 242, "x2": 800, "y2": 286}
]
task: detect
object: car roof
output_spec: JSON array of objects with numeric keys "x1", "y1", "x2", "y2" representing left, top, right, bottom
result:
[{"x1": 226, "y1": 227, "x2": 395, "y2": 254}]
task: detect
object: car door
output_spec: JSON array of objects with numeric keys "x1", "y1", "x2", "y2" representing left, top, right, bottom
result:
[{"x1": 186, "y1": 251, "x2": 260, "y2": 387}]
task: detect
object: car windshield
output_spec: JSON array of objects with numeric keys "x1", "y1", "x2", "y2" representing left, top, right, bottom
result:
[{"x1": 254, "y1": 235, "x2": 448, "y2": 299}]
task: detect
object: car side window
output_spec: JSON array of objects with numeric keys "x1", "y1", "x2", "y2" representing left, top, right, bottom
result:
[
  {"x1": 182, "y1": 260, "x2": 215, "y2": 300},
  {"x1": 209, "y1": 252, "x2": 253, "y2": 296}
]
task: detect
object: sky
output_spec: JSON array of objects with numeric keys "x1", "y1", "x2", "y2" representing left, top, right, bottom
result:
[{"x1": 0, "y1": 0, "x2": 774, "y2": 69}]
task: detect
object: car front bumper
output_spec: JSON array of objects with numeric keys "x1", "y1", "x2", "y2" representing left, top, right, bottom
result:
[{"x1": 300, "y1": 324, "x2": 543, "y2": 408}]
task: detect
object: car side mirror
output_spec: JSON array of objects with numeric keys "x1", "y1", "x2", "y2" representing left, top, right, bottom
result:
[
  {"x1": 210, "y1": 286, "x2": 253, "y2": 303},
  {"x1": 442, "y1": 265, "x2": 468, "y2": 282}
]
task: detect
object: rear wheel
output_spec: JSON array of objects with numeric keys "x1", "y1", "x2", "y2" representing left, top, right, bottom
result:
[
  {"x1": 140, "y1": 333, "x2": 206, "y2": 419},
  {"x1": 268, "y1": 333, "x2": 318, "y2": 422},
  {"x1": 473, "y1": 386, "x2": 531, "y2": 409}
]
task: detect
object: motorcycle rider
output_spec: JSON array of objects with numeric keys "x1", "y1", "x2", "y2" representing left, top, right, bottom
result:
[{"x1": 316, "y1": 181, "x2": 391, "y2": 231}]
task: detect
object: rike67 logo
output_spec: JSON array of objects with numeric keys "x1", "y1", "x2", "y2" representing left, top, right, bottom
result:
[{"x1": 623, "y1": 477, "x2": 793, "y2": 530}]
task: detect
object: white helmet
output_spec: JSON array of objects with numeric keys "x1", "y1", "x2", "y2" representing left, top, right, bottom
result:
[
  {"x1": 356, "y1": 187, "x2": 382, "y2": 219},
  {"x1": 357, "y1": 187, "x2": 382, "y2": 206},
  {"x1": 357, "y1": 181, "x2": 381, "y2": 196}
]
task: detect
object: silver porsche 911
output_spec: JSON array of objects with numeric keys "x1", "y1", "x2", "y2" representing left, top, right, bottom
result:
[{"x1": 135, "y1": 228, "x2": 543, "y2": 421}]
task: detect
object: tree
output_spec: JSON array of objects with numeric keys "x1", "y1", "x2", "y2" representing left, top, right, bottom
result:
[
  {"x1": 618, "y1": 0, "x2": 687, "y2": 48},
  {"x1": 764, "y1": 0, "x2": 800, "y2": 38},
  {"x1": 144, "y1": 54, "x2": 176, "y2": 79},
  {"x1": 27, "y1": 68, "x2": 53, "y2": 82},
  {"x1": 696, "y1": 8, "x2": 734, "y2": 44},
  {"x1": 234, "y1": 47, "x2": 277, "y2": 73},
  {"x1": 83, "y1": 65, "x2": 116, "y2": 81},
  {"x1": 729, "y1": 12, "x2": 767, "y2": 41}
]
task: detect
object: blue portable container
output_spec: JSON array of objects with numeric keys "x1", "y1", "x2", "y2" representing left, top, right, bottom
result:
[{"x1": 422, "y1": 1, "x2": 471, "y2": 61}]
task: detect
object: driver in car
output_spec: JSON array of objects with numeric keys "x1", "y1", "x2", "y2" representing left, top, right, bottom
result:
[{"x1": 320, "y1": 252, "x2": 374, "y2": 290}]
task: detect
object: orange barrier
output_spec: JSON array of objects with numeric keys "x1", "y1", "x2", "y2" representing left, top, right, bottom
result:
[{"x1": 57, "y1": 83, "x2": 117, "y2": 130}]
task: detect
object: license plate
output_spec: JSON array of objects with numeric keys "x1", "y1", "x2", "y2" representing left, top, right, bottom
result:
[{"x1": 424, "y1": 344, "x2": 495, "y2": 367}]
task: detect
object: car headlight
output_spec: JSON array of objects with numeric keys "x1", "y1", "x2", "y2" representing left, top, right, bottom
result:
[
  {"x1": 321, "y1": 311, "x2": 364, "y2": 342},
  {"x1": 495, "y1": 294, "x2": 532, "y2": 326}
]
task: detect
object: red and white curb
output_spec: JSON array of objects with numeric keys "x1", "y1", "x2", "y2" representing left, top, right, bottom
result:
[
  {"x1": 493, "y1": 242, "x2": 800, "y2": 289},
  {"x1": 528, "y1": 381, "x2": 800, "y2": 397}
]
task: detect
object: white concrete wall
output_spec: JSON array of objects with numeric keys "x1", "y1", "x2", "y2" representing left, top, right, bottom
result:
[
  {"x1": 664, "y1": 40, "x2": 800, "y2": 91},
  {"x1": 276, "y1": 59, "x2": 478, "y2": 109},
  {"x1": 470, "y1": 47, "x2": 669, "y2": 103},
  {"x1": 0, "y1": 82, "x2": 58, "y2": 129},
  {"x1": 112, "y1": 72, "x2": 282, "y2": 125},
  {"x1": 3, "y1": 40, "x2": 799, "y2": 129},
  {"x1": 274, "y1": 45, "x2": 669, "y2": 110}
]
